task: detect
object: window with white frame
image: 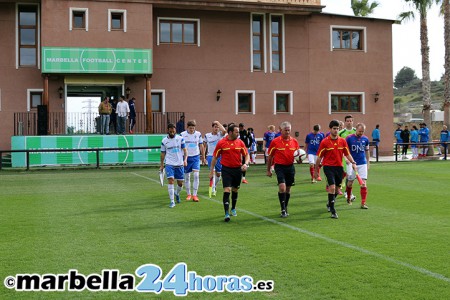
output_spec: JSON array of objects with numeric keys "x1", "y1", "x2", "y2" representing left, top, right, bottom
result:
[
  {"x1": 251, "y1": 13, "x2": 265, "y2": 72},
  {"x1": 157, "y1": 18, "x2": 200, "y2": 46},
  {"x1": 143, "y1": 89, "x2": 165, "y2": 114},
  {"x1": 18, "y1": 4, "x2": 39, "y2": 67},
  {"x1": 274, "y1": 91, "x2": 293, "y2": 115},
  {"x1": 331, "y1": 26, "x2": 366, "y2": 52},
  {"x1": 70, "y1": 8, "x2": 88, "y2": 31},
  {"x1": 270, "y1": 14, "x2": 284, "y2": 73},
  {"x1": 235, "y1": 91, "x2": 255, "y2": 114},
  {"x1": 108, "y1": 9, "x2": 126, "y2": 32},
  {"x1": 27, "y1": 89, "x2": 43, "y2": 111},
  {"x1": 329, "y1": 92, "x2": 364, "y2": 114}
]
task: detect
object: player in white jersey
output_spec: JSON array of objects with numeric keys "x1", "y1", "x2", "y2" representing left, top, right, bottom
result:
[
  {"x1": 181, "y1": 120, "x2": 206, "y2": 202},
  {"x1": 204, "y1": 121, "x2": 227, "y2": 198},
  {"x1": 160, "y1": 123, "x2": 188, "y2": 208}
]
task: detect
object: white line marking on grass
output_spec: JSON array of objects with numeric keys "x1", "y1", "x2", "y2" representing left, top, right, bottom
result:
[
  {"x1": 131, "y1": 172, "x2": 161, "y2": 185},
  {"x1": 132, "y1": 172, "x2": 450, "y2": 284}
]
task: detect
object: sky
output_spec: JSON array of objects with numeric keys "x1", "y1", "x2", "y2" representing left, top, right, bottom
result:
[{"x1": 322, "y1": 0, "x2": 444, "y2": 81}]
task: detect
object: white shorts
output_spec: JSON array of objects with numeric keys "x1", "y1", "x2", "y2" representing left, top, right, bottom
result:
[
  {"x1": 347, "y1": 164, "x2": 368, "y2": 181},
  {"x1": 308, "y1": 154, "x2": 318, "y2": 165}
]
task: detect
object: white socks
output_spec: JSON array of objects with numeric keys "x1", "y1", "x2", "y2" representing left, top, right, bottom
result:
[
  {"x1": 168, "y1": 184, "x2": 174, "y2": 202},
  {"x1": 193, "y1": 171, "x2": 200, "y2": 196},
  {"x1": 185, "y1": 173, "x2": 191, "y2": 195}
]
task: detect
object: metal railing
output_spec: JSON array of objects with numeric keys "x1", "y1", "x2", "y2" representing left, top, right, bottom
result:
[
  {"x1": 394, "y1": 142, "x2": 448, "y2": 161},
  {"x1": 14, "y1": 112, "x2": 184, "y2": 135}
]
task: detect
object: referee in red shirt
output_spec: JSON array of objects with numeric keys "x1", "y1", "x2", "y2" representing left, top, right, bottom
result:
[
  {"x1": 314, "y1": 120, "x2": 357, "y2": 219},
  {"x1": 266, "y1": 121, "x2": 300, "y2": 218},
  {"x1": 210, "y1": 124, "x2": 250, "y2": 222}
]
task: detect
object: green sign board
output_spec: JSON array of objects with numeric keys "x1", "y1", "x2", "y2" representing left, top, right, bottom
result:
[
  {"x1": 42, "y1": 47, "x2": 152, "y2": 74},
  {"x1": 11, "y1": 135, "x2": 164, "y2": 167}
]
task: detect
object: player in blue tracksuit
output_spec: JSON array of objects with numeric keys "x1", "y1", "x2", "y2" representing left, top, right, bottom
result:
[
  {"x1": 438, "y1": 125, "x2": 449, "y2": 155},
  {"x1": 410, "y1": 125, "x2": 419, "y2": 159},
  {"x1": 394, "y1": 124, "x2": 403, "y2": 156},
  {"x1": 346, "y1": 123, "x2": 370, "y2": 209},
  {"x1": 418, "y1": 123, "x2": 430, "y2": 157}
]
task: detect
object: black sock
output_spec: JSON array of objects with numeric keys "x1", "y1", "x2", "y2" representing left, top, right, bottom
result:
[
  {"x1": 328, "y1": 193, "x2": 336, "y2": 214},
  {"x1": 223, "y1": 192, "x2": 230, "y2": 213},
  {"x1": 285, "y1": 193, "x2": 291, "y2": 211},
  {"x1": 231, "y1": 191, "x2": 238, "y2": 209},
  {"x1": 278, "y1": 192, "x2": 286, "y2": 211}
]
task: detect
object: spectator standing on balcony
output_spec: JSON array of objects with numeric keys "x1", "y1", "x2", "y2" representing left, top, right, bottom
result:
[
  {"x1": 128, "y1": 97, "x2": 136, "y2": 134},
  {"x1": 110, "y1": 98, "x2": 117, "y2": 134},
  {"x1": 176, "y1": 115, "x2": 185, "y2": 134},
  {"x1": 98, "y1": 96, "x2": 112, "y2": 135},
  {"x1": 116, "y1": 95, "x2": 130, "y2": 135},
  {"x1": 371, "y1": 124, "x2": 380, "y2": 158}
]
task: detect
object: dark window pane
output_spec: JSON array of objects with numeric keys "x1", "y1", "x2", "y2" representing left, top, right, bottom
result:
[
  {"x1": 172, "y1": 23, "x2": 182, "y2": 43},
  {"x1": 31, "y1": 94, "x2": 42, "y2": 107},
  {"x1": 20, "y1": 29, "x2": 35, "y2": 45},
  {"x1": 340, "y1": 96, "x2": 349, "y2": 110},
  {"x1": 184, "y1": 23, "x2": 194, "y2": 43},
  {"x1": 332, "y1": 30, "x2": 341, "y2": 49},
  {"x1": 253, "y1": 36, "x2": 260, "y2": 51},
  {"x1": 253, "y1": 54, "x2": 261, "y2": 70},
  {"x1": 272, "y1": 54, "x2": 280, "y2": 71},
  {"x1": 252, "y1": 20, "x2": 261, "y2": 34},
  {"x1": 352, "y1": 32, "x2": 360, "y2": 49},
  {"x1": 160, "y1": 22, "x2": 170, "y2": 43},
  {"x1": 276, "y1": 94, "x2": 288, "y2": 112},
  {"x1": 20, "y1": 12, "x2": 36, "y2": 26},
  {"x1": 151, "y1": 94, "x2": 161, "y2": 112},
  {"x1": 111, "y1": 14, "x2": 122, "y2": 29},
  {"x1": 73, "y1": 13, "x2": 85, "y2": 28},
  {"x1": 331, "y1": 96, "x2": 339, "y2": 111},
  {"x1": 271, "y1": 19, "x2": 279, "y2": 34},
  {"x1": 238, "y1": 94, "x2": 251, "y2": 112},
  {"x1": 349, "y1": 96, "x2": 359, "y2": 111},
  {"x1": 20, "y1": 48, "x2": 36, "y2": 65},
  {"x1": 272, "y1": 37, "x2": 279, "y2": 51}
]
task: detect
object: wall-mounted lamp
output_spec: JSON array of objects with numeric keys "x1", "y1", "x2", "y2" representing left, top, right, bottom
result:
[
  {"x1": 58, "y1": 86, "x2": 64, "y2": 99},
  {"x1": 125, "y1": 87, "x2": 131, "y2": 98},
  {"x1": 216, "y1": 89, "x2": 222, "y2": 101},
  {"x1": 373, "y1": 92, "x2": 380, "y2": 103}
]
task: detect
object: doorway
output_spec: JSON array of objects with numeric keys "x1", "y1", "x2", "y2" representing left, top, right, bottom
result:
[{"x1": 66, "y1": 85, "x2": 121, "y2": 134}]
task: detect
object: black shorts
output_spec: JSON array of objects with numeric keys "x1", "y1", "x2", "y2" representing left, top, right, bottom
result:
[
  {"x1": 323, "y1": 166, "x2": 344, "y2": 187},
  {"x1": 221, "y1": 166, "x2": 242, "y2": 189},
  {"x1": 274, "y1": 164, "x2": 295, "y2": 186}
]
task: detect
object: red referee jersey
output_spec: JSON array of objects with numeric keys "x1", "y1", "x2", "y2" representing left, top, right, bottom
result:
[
  {"x1": 213, "y1": 137, "x2": 248, "y2": 168},
  {"x1": 317, "y1": 135, "x2": 350, "y2": 167},
  {"x1": 268, "y1": 136, "x2": 299, "y2": 165}
]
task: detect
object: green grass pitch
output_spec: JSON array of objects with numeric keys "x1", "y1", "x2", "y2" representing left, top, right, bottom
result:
[{"x1": 0, "y1": 161, "x2": 449, "y2": 299}]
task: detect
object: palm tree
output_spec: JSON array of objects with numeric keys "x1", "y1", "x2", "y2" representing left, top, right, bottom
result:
[
  {"x1": 398, "y1": 0, "x2": 434, "y2": 132},
  {"x1": 351, "y1": 0, "x2": 380, "y2": 17},
  {"x1": 442, "y1": 0, "x2": 450, "y2": 127}
]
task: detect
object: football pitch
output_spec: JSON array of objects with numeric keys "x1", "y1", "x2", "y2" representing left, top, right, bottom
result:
[{"x1": 0, "y1": 161, "x2": 449, "y2": 299}]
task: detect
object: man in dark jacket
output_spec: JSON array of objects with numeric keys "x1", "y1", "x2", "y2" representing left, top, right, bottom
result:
[
  {"x1": 238, "y1": 123, "x2": 253, "y2": 183},
  {"x1": 400, "y1": 125, "x2": 410, "y2": 159}
]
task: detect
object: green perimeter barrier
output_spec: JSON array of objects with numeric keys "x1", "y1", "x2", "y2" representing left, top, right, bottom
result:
[{"x1": 11, "y1": 135, "x2": 165, "y2": 167}]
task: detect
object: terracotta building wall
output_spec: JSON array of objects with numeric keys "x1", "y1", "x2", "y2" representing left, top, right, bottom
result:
[{"x1": 151, "y1": 9, "x2": 393, "y2": 154}]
